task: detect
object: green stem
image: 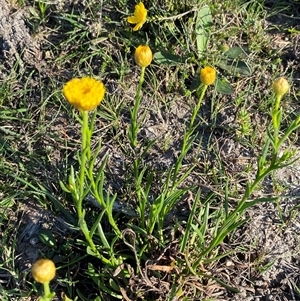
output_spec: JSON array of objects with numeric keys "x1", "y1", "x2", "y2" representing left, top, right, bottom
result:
[
  {"x1": 75, "y1": 111, "x2": 112, "y2": 264},
  {"x1": 78, "y1": 218, "x2": 112, "y2": 265},
  {"x1": 274, "y1": 94, "x2": 281, "y2": 113},
  {"x1": 43, "y1": 282, "x2": 50, "y2": 298},
  {"x1": 129, "y1": 67, "x2": 146, "y2": 222},
  {"x1": 189, "y1": 84, "x2": 208, "y2": 132},
  {"x1": 130, "y1": 66, "x2": 146, "y2": 149},
  {"x1": 271, "y1": 94, "x2": 282, "y2": 164},
  {"x1": 40, "y1": 282, "x2": 54, "y2": 301},
  {"x1": 272, "y1": 95, "x2": 282, "y2": 143},
  {"x1": 170, "y1": 84, "x2": 208, "y2": 190},
  {"x1": 77, "y1": 111, "x2": 89, "y2": 215}
]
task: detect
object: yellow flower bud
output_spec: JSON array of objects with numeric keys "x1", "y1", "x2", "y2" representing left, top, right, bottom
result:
[
  {"x1": 134, "y1": 45, "x2": 152, "y2": 68},
  {"x1": 32, "y1": 259, "x2": 56, "y2": 284},
  {"x1": 63, "y1": 77, "x2": 106, "y2": 111},
  {"x1": 200, "y1": 66, "x2": 216, "y2": 86},
  {"x1": 272, "y1": 77, "x2": 290, "y2": 97}
]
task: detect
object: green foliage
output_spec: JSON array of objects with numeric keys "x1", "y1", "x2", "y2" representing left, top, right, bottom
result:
[
  {"x1": 1, "y1": 0, "x2": 299, "y2": 300},
  {"x1": 218, "y1": 46, "x2": 252, "y2": 77}
]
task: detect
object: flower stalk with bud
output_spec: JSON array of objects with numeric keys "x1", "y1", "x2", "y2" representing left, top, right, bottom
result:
[
  {"x1": 271, "y1": 77, "x2": 290, "y2": 153},
  {"x1": 127, "y1": 45, "x2": 152, "y2": 227},
  {"x1": 128, "y1": 45, "x2": 153, "y2": 149},
  {"x1": 170, "y1": 66, "x2": 216, "y2": 191},
  {"x1": 190, "y1": 66, "x2": 216, "y2": 130},
  {"x1": 197, "y1": 77, "x2": 300, "y2": 262},
  {"x1": 32, "y1": 259, "x2": 56, "y2": 301}
]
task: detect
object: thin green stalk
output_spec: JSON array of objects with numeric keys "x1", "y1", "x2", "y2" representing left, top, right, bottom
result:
[
  {"x1": 274, "y1": 94, "x2": 281, "y2": 112},
  {"x1": 77, "y1": 110, "x2": 89, "y2": 215},
  {"x1": 129, "y1": 66, "x2": 146, "y2": 222},
  {"x1": 40, "y1": 282, "x2": 54, "y2": 301},
  {"x1": 43, "y1": 282, "x2": 50, "y2": 300},
  {"x1": 189, "y1": 84, "x2": 208, "y2": 131},
  {"x1": 130, "y1": 66, "x2": 146, "y2": 149},
  {"x1": 272, "y1": 94, "x2": 282, "y2": 152},
  {"x1": 170, "y1": 134, "x2": 190, "y2": 190},
  {"x1": 171, "y1": 84, "x2": 208, "y2": 190}
]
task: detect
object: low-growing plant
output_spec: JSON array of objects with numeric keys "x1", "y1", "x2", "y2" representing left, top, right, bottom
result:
[{"x1": 1, "y1": 1, "x2": 299, "y2": 300}]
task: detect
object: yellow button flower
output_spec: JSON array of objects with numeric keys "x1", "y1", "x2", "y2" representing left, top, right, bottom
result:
[
  {"x1": 200, "y1": 66, "x2": 216, "y2": 86},
  {"x1": 63, "y1": 77, "x2": 106, "y2": 111},
  {"x1": 273, "y1": 77, "x2": 290, "y2": 98},
  {"x1": 134, "y1": 45, "x2": 152, "y2": 68},
  {"x1": 32, "y1": 259, "x2": 56, "y2": 284},
  {"x1": 127, "y1": 2, "x2": 147, "y2": 31}
]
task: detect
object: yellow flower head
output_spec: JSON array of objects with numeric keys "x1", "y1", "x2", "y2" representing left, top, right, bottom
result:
[
  {"x1": 63, "y1": 77, "x2": 106, "y2": 111},
  {"x1": 200, "y1": 66, "x2": 216, "y2": 86},
  {"x1": 134, "y1": 45, "x2": 152, "y2": 68},
  {"x1": 127, "y1": 2, "x2": 147, "y2": 31},
  {"x1": 32, "y1": 259, "x2": 56, "y2": 284},
  {"x1": 273, "y1": 77, "x2": 290, "y2": 98}
]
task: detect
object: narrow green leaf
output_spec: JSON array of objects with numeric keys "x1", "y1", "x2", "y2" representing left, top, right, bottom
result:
[
  {"x1": 109, "y1": 278, "x2": 120, "y2": 292},
  {"x1": 240, "y1": 197, "x2": 277, "y2": 211},
  {"x1": 59, "y1": 180, "x2": 71, "y2": 193},
  {"x1": 202, "y1": 273, "x2": 240, "y2": 293},
  {"x1": 0, "y1": 196, "x2": 14, "y2": 207},
  {"x1": 180, "y1": 189, "x2": 201, "y2": 252},
  {"x1": 86, "y1": 246, "x2": 99, "y2": 257},
  {"x1": 97, "y1": 222, "x2": 111, "y2": 251},
  {"x1": 89, "y1": 209, "x2": 104, "y2": 238},
  {"x1": 38, "y1": 229, "x2": 57, "y2": 248}
]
